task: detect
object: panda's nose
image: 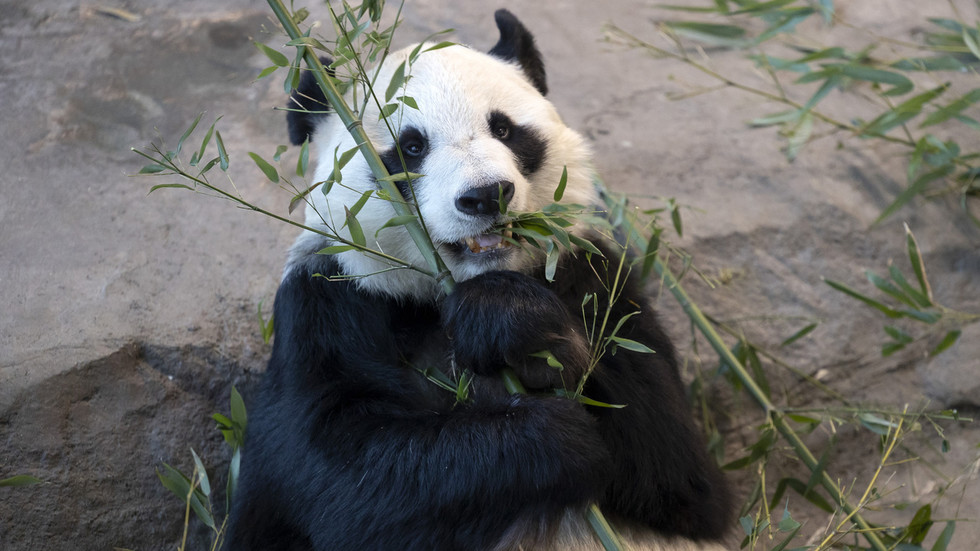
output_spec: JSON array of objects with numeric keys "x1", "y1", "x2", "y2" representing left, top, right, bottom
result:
[{"x1": 455, "y1": 182, "x2": 515, "y2": 217}]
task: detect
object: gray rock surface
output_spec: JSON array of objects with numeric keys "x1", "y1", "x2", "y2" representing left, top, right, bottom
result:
[{"x1": 1, "y1": 1, "x2": 978, "y2": 549}]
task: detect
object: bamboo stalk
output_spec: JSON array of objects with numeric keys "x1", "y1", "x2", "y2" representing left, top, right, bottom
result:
[{"x1": 608, "y1": 194, "x2": 888, "y2": 551}]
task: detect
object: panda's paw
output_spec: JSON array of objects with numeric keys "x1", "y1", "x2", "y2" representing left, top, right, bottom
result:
[{"x1": 441, "y1": 270, "x2": 589, "y2": 390}]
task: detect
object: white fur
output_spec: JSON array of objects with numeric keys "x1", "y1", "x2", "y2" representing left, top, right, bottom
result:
[
  {"x1": 294, "y1": 43, "x2": 597, "y2": 301},
  {"x1": 495, "y1": 510, "x2": 729, "y2": 551}
]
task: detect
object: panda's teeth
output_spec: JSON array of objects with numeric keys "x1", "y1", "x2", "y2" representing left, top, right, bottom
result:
[{"x1": 463, "y1": 232, "x2": 510, "y2": 254}]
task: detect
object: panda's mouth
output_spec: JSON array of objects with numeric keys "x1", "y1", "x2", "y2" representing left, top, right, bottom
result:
[{"x1": 462, "y1": 231, "x2": 511, "y2": 254}]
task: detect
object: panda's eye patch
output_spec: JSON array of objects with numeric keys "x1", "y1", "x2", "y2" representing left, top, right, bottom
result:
[
  {"x1": 488, "y1": 111, "x2": 513, "y2": 141},
  {"x1": 397, "y1": 127, "x2": 427, "y2": 158}
]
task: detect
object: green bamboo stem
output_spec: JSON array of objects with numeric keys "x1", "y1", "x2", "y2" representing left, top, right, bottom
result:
[
  {"x1": 643, "y1": 247, "x2": 888, "y2": 551},
  {"x1": 267, "y1": 0, "x2": 454, "y2": 294},
  {"x1": 603, "y1": 188, "x2": 888, "y2": 549}
]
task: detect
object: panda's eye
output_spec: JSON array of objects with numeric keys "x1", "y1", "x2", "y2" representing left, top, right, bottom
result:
[
  {"x1": 403, "y1": 140, "x2": 424, "y2": 157},
  {"x1": 492, "y1": 121, "x2": 511, "y2": 141},
  {"x1": 488, "y1": 111, "x2": 514, "y2": 141}
]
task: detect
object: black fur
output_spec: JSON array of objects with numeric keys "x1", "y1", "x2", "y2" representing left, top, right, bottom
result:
[
  {"x1": 489, "y1": 9, "x2": 548, "y2": 95},
  {"x1": 379, "y1": 126, "x2": 428, "y2": 201},
  {"x1": 286, "y1": 57, "x2": 334, "y2": 145},
  {"x1": 488, "y1": 110, "x2": 547, "y2": 176}
]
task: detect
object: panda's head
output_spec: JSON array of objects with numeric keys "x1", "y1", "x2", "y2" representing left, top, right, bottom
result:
[{"x1": 288, "y1": 10, "x2": 597, "y2": 301}]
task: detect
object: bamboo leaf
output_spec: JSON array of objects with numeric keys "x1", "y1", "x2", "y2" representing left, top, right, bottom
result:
[
  {"x1": 837, "y1": 64, "x2": 913, "y2": 96},
  {"x1": 920, "y1": 89, "x2": 980, "y2": 128},
  {"x1": 867, "y1": 270, "x2": 918, "y2": 308},
  {"x1": 377, "y1": 171, "x2": 423, "y2": 182},
  {"x1": 610, "y1": 336, "x2": 655, "y2": 354},
  {"x1": 385, "y1": 60, "x2": 407, "y2": 103},
  {"x1": 215, "y1": 130, "x2": 229, "y2": 171},
  {"x1": 257, "y1": 65, "x2": 278, "y2": 80},
  {"x1": 887, "y1": 264, "x2": 932, "y2": 308},
  {"x1": 379, "y1": 102, "x2": 399, "y2": 119},
  {"x1": 780, "y1": 322, "x2": 817, "y2": 347},
  {"x1": 375, "y1": 215, "x2": 418, "y2": 236},
  {"x1": 254, "y1": 41, "x2": 289, "y2": 67},
  {"x1": 731, "y1": 0, "x2": 797, "y2": 15},
  {"x1": 348, "y1": 189, "x2": 374, "y2": 218},
  {"x1": 883, "y1": 325, "x2": 914, "y2": 344},
  {"x1": 861, "y1": 85, "x2": 949, "y2": 136},
  {"x1": 874, "y1": 164, "x2": 954, "y2": 225},
  {"x1": 931, "y1": 522, "x2": 956, "y2": 551},
  {"x1": 297, "y1": 138, "x2": 310, "y2": 177},
  {"x1": 273, "y1": 144, "x2": 288, "y2": 162},
  {"x1": 397, "y1": 95, "x2": 419, "y2": 110},
  {"x1": 962, "y1": 26, "x2": 980, "y2": 61},
  {"x1": 529, "y1": 350, "x2": 564, "y2": 369},
  {"x1": 190, "y1": 449, "x2": 211, "y2": 497},
  {"x1": 554, "y1": 390, "x2": 626, "y2": 408},
  {"x1": 193, "y1": 117, "x2": 219, "y2": 167},
  {"x1": 891, "y1": 56, "x2": 967, "y2": 71},
  {"x1": 175, "y1": 112, "x2": 204, "y2": 158},
  {"x1": 229, "y1": 386, "x2": 247, "y2": 434},
  {"x1": 345, "y1": 207, "x2": 366, "y2": 247},
  {"x1": 148, "y1": 183, "x2": 194, "y2": 193},
  {"x1": 423, "y1": 41, "x2": 456, "y2": 53},
  {"x1": 545, "y1": 241, "x2": 559, "y2": 282},
  {"x1": 139, "y1": 164, "x2": 168, "y2": 174},
  {"x1": 930, "y1": 330, "x2": 961, "y2": 356},
  {"x1": 770, "y1": 477, "x2": 835, "y2": 513},
  {"x1": 248, "y1": 152, "x2": 280, "y2": 183},
  {"x1": 157, "y1": 464, "x2": 215, "y2": 529},
  {"x1": 316, "y1": 245, "x2": 356, "y2": 255},
  {"x1": 882, "y1": 340, "x2": 907, "y2": 356},
  {"x1": 554, "y1": 166, "x2": 568, "y2": 202},
  {"x1": 750, "y1": 109, "x2": 801, "y2": 128},
  {"x1": 905, "y1": 224, "x2": 933, "y2": 302},
  {"x1": 907, "y1": 504, "x2": 933, "y2": 545},
  {"x1": 899, "y1": 308, "x2": 943, "y2": 324},
  {"x1": 569, "y1": 234, "x2": 604, "y2": 256},
  {"x1": 858, "y1": 412, "x2": 899, "y2": 435},
  {"x1": 824, "y1": 278, "x2": 903, "y2": 318},
  {"x1": 663, "y1": 21, "x2": 748, "y2": 46},
  {"x1": 0, "y1": 475, "x2": 42, "y2": 487}
]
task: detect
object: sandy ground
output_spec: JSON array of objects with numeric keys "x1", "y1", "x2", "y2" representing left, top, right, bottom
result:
[{"x1": 1, "y1": 0, "x2": 978, "y2": 549}]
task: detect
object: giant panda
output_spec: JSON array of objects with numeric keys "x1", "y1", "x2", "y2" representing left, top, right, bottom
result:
[{"x1": 227, "y1": 9, "x2": 732, "y2": 551}]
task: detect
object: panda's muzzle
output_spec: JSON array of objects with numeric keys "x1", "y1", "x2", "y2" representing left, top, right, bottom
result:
[
  {"x1": 455, "y1": 182, "x2": 515, "y2": 254},
  {"x1": 455, "y1": 181, "x2": 515, "y2": 217}
]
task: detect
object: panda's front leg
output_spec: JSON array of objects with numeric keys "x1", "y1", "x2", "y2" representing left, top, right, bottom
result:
[{"x1": 441, "y1": 270, "x2": 591, "y2": 392}]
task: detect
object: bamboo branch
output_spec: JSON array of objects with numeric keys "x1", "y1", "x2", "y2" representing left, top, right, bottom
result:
[{"x1": 606, "y1": 192, "x2": 888, "y2": 551}]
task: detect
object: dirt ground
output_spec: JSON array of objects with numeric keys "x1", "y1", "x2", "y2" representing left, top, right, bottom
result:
[{"x1": 1, "y1": 0, "x2": 977, "y2": 549}]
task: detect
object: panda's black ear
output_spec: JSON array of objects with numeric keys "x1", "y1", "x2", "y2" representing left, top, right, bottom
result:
[
  {"x1": 488, "y1": 9, "x2": 547, "y2": 96},
  {"x1": 286, "y1": 56, "x2": 334, "y2": 146}
]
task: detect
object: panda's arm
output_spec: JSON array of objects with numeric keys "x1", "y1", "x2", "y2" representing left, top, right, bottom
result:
[{"x1": 263, "y1": 261, "x2": 612, "y2": 548}]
